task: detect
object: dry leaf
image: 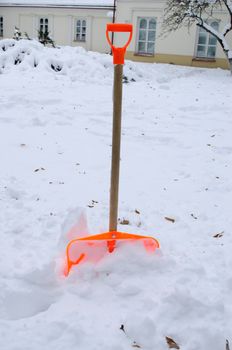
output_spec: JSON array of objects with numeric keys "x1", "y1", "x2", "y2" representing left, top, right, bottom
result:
[
  {"x1": 34, "y1": 167, "x2": 45, "y2": 172},
  {"x1": 132, "y1": 342, "x2": 141, "y2": 348},
  {"x1": 166, "y1": 336, "x2": 180, "y2": 349},
  {"x1": 191, "y1": 213, "x2": 198, "y2": 220},
  {"x1": 120, "y1": 324, "x2": 125, "y2": 333},
  {"x1": 165, "y1": 217, "x2": 175, "y2": 223},
  {"x1": 135, "y1": 209, "x2": 140, "y2": 215},
  {"x1": 120, "y1": 219, "x2": 130, "y2": 225},
  {"x1": 213, "y1": 231, "x2": 224, "y2": 238}
]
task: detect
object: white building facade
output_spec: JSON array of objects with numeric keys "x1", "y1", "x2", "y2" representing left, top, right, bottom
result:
[
  {"x1": 116, "y1": 0, "x2": 231, "y2": 69},
  {"x1": 0, "y1": 0, "x2": 231, "y2": 69},
  {"x1": 0, "y1": 0, "x2": 114, "y2": 52}
]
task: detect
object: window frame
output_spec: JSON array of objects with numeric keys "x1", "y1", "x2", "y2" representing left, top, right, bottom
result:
[
  {"x1": 39, "y1": 17, "x2": 49, "y2": 35},
  {"x1": 195, "y1": 20, "x2": 219, "y2": 60},
  {"x1": 136, "y1": 17, "x2": 157, "y2": 56},
  {"x1": 75, "y1": 18, "x2": 87, "y2": 42},
  {"x1": 0, "y1": 16, "x2": 3, "y2": 37}
]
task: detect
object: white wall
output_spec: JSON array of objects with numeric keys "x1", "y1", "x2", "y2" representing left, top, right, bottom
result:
[
  {"x1": 0, "y1": 6, "x2": 111, "y2": 52},
  {"x1": 1, "y1": 1, "x2": 232, "y2": 65},
  {"x1": 115, "y1": 0, "x2": 232, "y2": 60}
]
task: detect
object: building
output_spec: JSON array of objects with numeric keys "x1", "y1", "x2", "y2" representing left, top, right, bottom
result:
[
  {"x1": 0, "y1": 0, "x2": 231, "y2": 69},
  {"x1": 0, "y1": 0, "x2": 115, "y2": 53},
  {"x1": 115, "y1": 0, "x2": 231, "y2": 69}
]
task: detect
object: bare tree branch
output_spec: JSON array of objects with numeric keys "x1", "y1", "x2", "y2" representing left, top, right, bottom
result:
[{"x1": 162, "y1": 0, "x2": 232, "y2": 73}]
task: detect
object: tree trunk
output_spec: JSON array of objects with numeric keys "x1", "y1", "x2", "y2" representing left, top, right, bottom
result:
[{"x1": 228, "y1": 57, "x2": 232, "y2": 74}]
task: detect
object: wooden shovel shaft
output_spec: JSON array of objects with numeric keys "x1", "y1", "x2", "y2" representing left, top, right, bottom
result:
[{"x1": 109, "y1": 64, "x2": 123, "y2": 232}]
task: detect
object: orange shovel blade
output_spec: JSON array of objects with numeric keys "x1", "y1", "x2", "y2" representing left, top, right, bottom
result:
[{"x1": 64, "y1": 231, "x2": 159, "y2": 276}]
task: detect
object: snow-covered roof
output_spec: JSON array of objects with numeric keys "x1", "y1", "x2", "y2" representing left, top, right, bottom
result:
[{"x1": 0, "y1": 0, "x2": 115, "y2": 8}]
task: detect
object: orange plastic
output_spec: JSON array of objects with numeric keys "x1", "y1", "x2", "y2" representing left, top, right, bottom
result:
[
  {"x1": 63, "y1": 22, "x2": 160, "y2": 277},
  {"x1": 64, "y1": 231, "x2": 159, "y2": 276},
  {"x1": 106, "y1": 23, "x2": 133, "y2": 64}
]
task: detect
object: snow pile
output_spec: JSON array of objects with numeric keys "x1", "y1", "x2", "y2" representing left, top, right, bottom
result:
[
  {"x1": 0, "y1": 44, "x2": 231, "y2": 350},
  {"x1": 0, "y1": 39, "x2": 142, "y2": 83}
]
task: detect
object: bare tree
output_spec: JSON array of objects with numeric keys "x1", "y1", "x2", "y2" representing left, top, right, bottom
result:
[{"x1": 162, "y1": 0, "x2": 232, "y2": 73}]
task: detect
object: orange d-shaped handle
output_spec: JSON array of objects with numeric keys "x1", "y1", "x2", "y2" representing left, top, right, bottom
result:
[{"x1": 106, "y1": 23, "x2": 133, "y2": 64}]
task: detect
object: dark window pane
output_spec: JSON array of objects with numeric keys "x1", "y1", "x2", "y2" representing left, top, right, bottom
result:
[
  {"x1": 147, "y1": 42, "x2": 154, "y2": 54},
  {"x1": 198, "y1": 32, "x2": 207, "y2": 45},
  {"x1": 211, "y1": 21, "x2": 219, "y2": 30},
  {"x1": 40, "y1": 18, "x2": 43, "y2": 24},
  {"x1": 208, "y1": 35, "x2": 217, "y2": 45},
  {"x1": 140, "y1": 19, "x2": 147, "y2": 29},
  {"x1": 149, "y1": 19, "x2": 156, "y2": 30},
  {"x1": 139, "y1": 30, "x2": 146, "y2": 41},
  {"x1": 45, "y1": 18, "x2": 48, "y2": 24},
  {"x1": 138, "y1": 41, "x2": 146, "y2": 52},
  {"x1": 207, "y1": 45, "x2": 216, "y2": 57},
  {"x1": 197, "y1": 45, "x2": 206, "y2": 57},
  {"x1": 148, "y1": 30, "x2": 156, "y2": 42}
]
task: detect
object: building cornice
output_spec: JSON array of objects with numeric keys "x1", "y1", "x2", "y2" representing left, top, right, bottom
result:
[{"x1": 0, "y1": 3, "x2": 114, "y2": 10}]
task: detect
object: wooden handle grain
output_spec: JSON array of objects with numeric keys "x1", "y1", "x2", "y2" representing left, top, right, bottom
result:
[{"x1": 109, "y1": 64, "x2": 123, "y2": 232}]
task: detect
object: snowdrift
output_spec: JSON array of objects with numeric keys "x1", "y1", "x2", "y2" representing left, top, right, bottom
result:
[{"x1": 0, "y1": 39, "x2": 142, "y2": 83}]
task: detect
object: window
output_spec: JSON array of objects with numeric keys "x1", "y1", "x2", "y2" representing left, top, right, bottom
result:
[
  {"x1": 39, "y1": 17, "x2": 49, "y2": 34},
  {"x1": 0, "y1": 16, "x2": 3, "y2": 37},
  {"x1": 76, "y1": 19, "x2": 86, "y2": 42},
  {"x1": 137, "y1": 17, "x2": 156, "y2": 55},
  {"x1": 196, "y1": 21, "x2": 219, "y2": 59}
]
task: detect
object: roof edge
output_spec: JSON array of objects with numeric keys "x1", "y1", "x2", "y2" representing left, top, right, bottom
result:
[{"x1": 0, "y1": 3, "x2": 114, "y2": 9}]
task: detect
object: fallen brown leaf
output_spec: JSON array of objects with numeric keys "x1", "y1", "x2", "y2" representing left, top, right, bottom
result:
[
  {"x1": 120, "y1": 219, "x2": 130, "y2": 225},
  {"x1": 191, "y1": 213, "x2": 198, "y2": 220},
  {"x1": 166, "y1": 336, "x2": 180, "y2": 349},
  {"x1": 165, "y1": 217, "x2": 175, "y2": 223},
  {"x1": 213, "y1": 231, "x2": 224, "y2": 238},
  {"x1": 34, "y1": 167, "x2": 45, "y2": 172}
]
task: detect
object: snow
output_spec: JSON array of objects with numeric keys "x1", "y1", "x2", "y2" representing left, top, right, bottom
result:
[
  {"x1": 0, "y1": 0, "x2": 114, "y2": 6},
  {"x1": 0, "y1": 39, "x2": 231, "y2": 350}
]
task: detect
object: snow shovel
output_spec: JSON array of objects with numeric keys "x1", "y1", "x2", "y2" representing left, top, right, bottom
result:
[{"x1": 64, "y1": 23, "x2": 159, "y2": 276}]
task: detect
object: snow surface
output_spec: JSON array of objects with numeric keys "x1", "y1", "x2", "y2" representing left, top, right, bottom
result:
[
  {"x1": 0, "y1": 0, "x2": 114, "y2": 6},
  {"x1": 0, "y1": 39, "x2": 231, "y2": 350}
]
